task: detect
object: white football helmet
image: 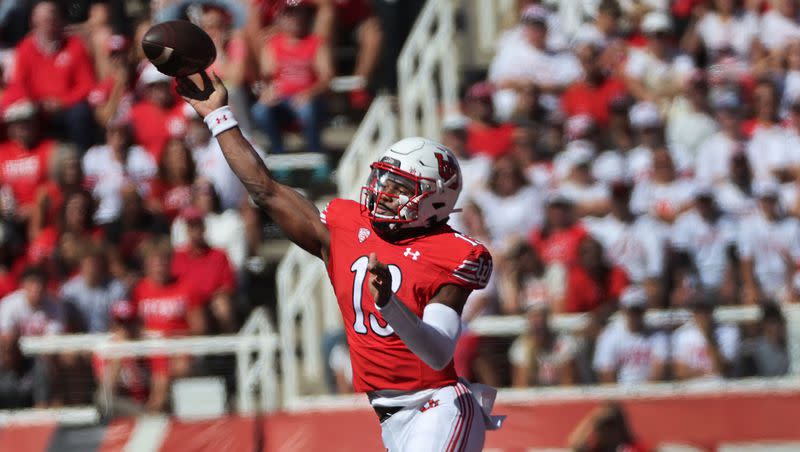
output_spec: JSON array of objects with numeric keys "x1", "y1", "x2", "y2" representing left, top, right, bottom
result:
[{"x1": 361, "y1": 137, "x2": 462, "y2": 231}]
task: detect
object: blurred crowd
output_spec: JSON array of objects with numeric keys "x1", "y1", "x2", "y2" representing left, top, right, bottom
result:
[
  {"x1": 327, "y1": 0, "x2": 799, "y2": 393},
  {"x1": 0, "y1": 0, "x2": 396, "y2": 413}
]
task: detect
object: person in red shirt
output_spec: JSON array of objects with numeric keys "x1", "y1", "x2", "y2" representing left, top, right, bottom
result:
[
  {"x1": 88, "y1": 34, "x2": 135, "y2": 128},
  {"x1": 0, "y1": 100, "x2": 57, "y2": 222},
  {"x1": 147, "y1": 138, "x2": 196, "y2": 221},
  {"x1": 529, "y1": 195, "x2": 588, "y2": 267},
  {"x1": 171, "y1": 207, "x2": 237, "y2": 333},
  {"x1": 464, "y1": 81, "x2": 515, "y2": 159},
  {"x1": 561, "y1": 42, "x2": 628, "y2": 127},
  {"x1": 131, "y1": 237, "x2": 204, "y2": 411},
  {"x1": 252, "y1": 3, "x2": 334, "y2": 154},
  {"x1": 562, "y1": 236, "x2": 628, "y2": 313},
  {"x1": 129, "y1": 64, "x2": 187, "y2": 161},
  {"x1": 3, "y1": 1, "x2": 97, "y2": 151}
]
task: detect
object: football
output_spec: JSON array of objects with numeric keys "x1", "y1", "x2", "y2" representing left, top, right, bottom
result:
[{"x1": 141, "y1": 20, "x2": 216, "y2": 78}]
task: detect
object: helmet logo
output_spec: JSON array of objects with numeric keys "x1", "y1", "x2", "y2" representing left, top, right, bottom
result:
[
  {"x1": 434, "y1": 151, "x2": 458, "y2": 187},
  {"x1": 380, "y1": 156, "x2": 402, "y2": 167}
]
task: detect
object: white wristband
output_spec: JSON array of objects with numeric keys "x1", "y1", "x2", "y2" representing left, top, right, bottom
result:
[{"x1": 204, "y1": 106, "x2": 239, "y2": 137}]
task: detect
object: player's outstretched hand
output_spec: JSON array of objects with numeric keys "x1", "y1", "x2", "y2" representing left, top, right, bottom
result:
[
  {"x1": 176, "y1": 71, "x2": 228, "y2": 119},
  {"x1": 368, "y1": 252, "x2": 393, "y2": 307}
]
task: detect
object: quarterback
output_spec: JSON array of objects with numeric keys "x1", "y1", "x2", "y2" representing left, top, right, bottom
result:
[{"x1": 177, "y1": 72, "x2": 502, "y2": 451}]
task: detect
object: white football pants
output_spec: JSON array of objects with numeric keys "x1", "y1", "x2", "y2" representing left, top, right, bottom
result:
[{"x1": 378, "y1": 381, "x2": 486, "y2": 452}]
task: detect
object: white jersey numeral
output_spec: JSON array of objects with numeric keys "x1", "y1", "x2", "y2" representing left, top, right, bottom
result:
[{"x1": 350, "y1": 256, "x2": 402, "y2": 337}]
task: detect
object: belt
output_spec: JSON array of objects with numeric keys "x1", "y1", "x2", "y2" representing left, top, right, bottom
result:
[{"x1": 373, "y1": 405, "x2": 403, "y2": 423}]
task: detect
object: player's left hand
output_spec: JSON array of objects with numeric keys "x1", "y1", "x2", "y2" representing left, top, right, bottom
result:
[{"x1": 368, "y1": 252, "x2": 392, "y2": 307}]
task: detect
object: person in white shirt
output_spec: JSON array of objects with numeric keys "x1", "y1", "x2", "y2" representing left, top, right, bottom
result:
[
  {"x1": 695, "y1": 90, "x2": 746, "y2": 185},
  {"x1": 624, "y1": 11, "x2": 695, "y2": 103},
  {"x1": 472, "y1": 156, "x2": 544, "y2": 246},
  {"x1": 738, "y1": 180, "x2": 800, "y2": 304},
  {"x1": 671, "y1": 188, "x2": 738, "y2": 297},
  {"x1": 759, "y1": 0, "x2": 800, "y2": 51},
  {"x1": 626, "y1": 102, "x2": 693, "y2": 182},
  {"x1": 671, "y1": 295, "x2": 739, "y2": 380},
  {"x1": 508, "y1": 300, "x2": 576, "y2": 387},
  {"x1": 0, "y1": 268, "x2": 63, "y2": 340},
  {"x1": 83, "y1": 122, "x2": 157, "y2": 224},
  {"x1": 694, "y1": 0, "x2": 759, "y2": 58},
  {"x1": 555, "y1": 140, "x2": 610, "y2": 217},
  {"x1": 715, "y1": 151, "x2": 757, "y2": 220},
  {"x1": 584, "y1": 181, "x2": 665, "y2": 302},
  {"x1": 489, "y1": 5, "x2": 582, "y2": 120},
  {"x1": 630, "y1": 148, "x2": 696, "y2": 225},
  {"x1": 746, "y1": 80, "x2": 794, "y2": 183},
  {"x1": 593, "y1": 286, "x2": 668, "y2": 384},
  {"x1": 665, "y1": 72, "x2": 719, "y2": 160},
  {"x1": 184, "y1": 107, "x2": 246, "y2": 211}
]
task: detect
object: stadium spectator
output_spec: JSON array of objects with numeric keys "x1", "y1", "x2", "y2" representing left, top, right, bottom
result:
[
  {"x1": 252, "y1": 3, "x2": 333, "y2": 154},
  {"x1": 758, "y1": 0, "x2": 800, "y2": 51},
  {"x1": 463, "y1": 82, "x2": 515, "y2": 159},
  {"x1": 508, "y1": 119, "x2": 552, "y2": 190},
  {"x1": 569, "y1": 402, "x2": 650, "y2": 452},
  {"x1": 170, "y1": 207, "x2": 237, "y2": 333},
  {"x1": 630, "y1": 148, "x2": 696, "y2": 228},
  {"x1": 471, "y1": 155, "x2": 543, "y2": 246},
  {"x1": 68, "y1": 0, "x2": 114, "y2": 80},
  {"x1": 184, "y1": 108, "x2": 246, "y2": 212},
  {"x1": 745, "y1": 80, "x2": 793, "y2": 183},
  {"x1": 129, "y1": 64, "x2": 187, "y2": 161},
  {"x1": 624, "y1": 10, "x2": 695, "y2": 103},
  {"x1": 88, "y1": 34, "x2": 135, "y2": 128},
  {"x1": 0, "y1": 334, "x2": 36, "y2": 409},
  {"x1": 488, "y1": 5, "x2": 581, "y2": 120},
  {"x1": 592, "y1": 286, "x2": 668, "y2": 385},
  {"x1": 553, "y1": 142, "x2": 611, "y2": 217},
  {"x1": 148, "y1": 138, "x2": 196, "y2": 221},
  {"x1": 200, "y1": 3, "x2": 254, "y2": 135},
  {"x1": 693, "y1": 0, "x2": 759, "y2": 59},
  {"x1": 665, "y1": 72, "x2": 718, "y2": 158},
  {"x1": 93, "y1": 300, "x2": 148, "y2": 417},
  {"x1": 671, "y1": 294, "x2": 740, "y2": 380},
  {"x1": 59, "y1": 245, "x2": 126, "y2": 333},
  {"x1": 3, "y1": 1, "x2": 96, "y2": 151},
  {"x1": 737, "y1": 303, "x2": 789, "y2": 377},
  {"x1": 0, "y1": 100, "x2": 59, "y2": 223},
  {"x1": 715, "y1": 151, "x2": 757, "y2": 219},
  {"x1": 529, "y1": 195, "x2": 588, "y2": 266},
  {"x1": 585, "y1": 181, "x2": 665, "y2": 304},
  {"x1": 508, "y1": 300, "x2": 576, "y2": 387},
  {"x1": 83, "y1": 122, "x2": 157, "y2": 225},
  {"x1": 171, "y1": 179, "x2": 246, "y2": 270},
  {"x1": 441, "y1": 113, "x2": 491, "y2": 204},
  {"x1": 0, "y1": 267, "x2": 63, "y2": 339},
  {"x1": 561, "y1": 42, "x2": 627, "y2": 127},
  {"x1": 497, "y1": 240, "x2": 565, "y2": 315},
  {"x1": 327, "y1": 333, "x2": 353, "y2": 394},
  {"x1": 738, "y1": 180, "x2": 800, "y2": 304},
  {"x1": 562, "y1": 236, "x2": 628, "y2": 313},
  {"x1": 694, "y1": 90, "x2": 745, "y2": 185}
]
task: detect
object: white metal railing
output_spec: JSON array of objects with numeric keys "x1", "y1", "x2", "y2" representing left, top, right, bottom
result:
[
  {"x1": 397, "y1": 0, "x2": 459, "y2": 140},
  {"x1": 20, "y1": 307, "x2": 280, "y2": 414},
  {"x1": 277, "y1": 96, "x2": 398, "y2": 408}
]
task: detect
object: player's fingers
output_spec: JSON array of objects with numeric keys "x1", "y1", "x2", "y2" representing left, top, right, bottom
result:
[
  {"x1": 367, "y1": 253, "x2": 388, "y2": 274},
  {"x1": 211, "y1": 71, "x2": 225, "y2": 90}
]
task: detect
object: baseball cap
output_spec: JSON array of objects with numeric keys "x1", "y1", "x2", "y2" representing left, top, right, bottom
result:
[
  {"x1": 641, "y1": 11, "x2": 673, "y2": 34},
  {"x1": 441, "y1": 113, "x2": 469, "y2": 131},
  {"x1": 619, "y1": 286, "x2": 648, "y2": 309},
  {"x1": 521, "y1": 5, "x2": 549, "y2": 26},
  {"x1": 138, "y1": 64, "x2": 171, "y2": 88},
  {"x1": 3, "y1": 100, "x2": 37, "y2": 123},
  {"x1": 629, "y1": 101, "x2": 661, "y2": 129}
]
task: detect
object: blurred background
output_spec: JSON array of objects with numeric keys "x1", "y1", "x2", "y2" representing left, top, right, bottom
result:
[{"x1": 0, "y1": 0, "x2": 799, "y2": 451}]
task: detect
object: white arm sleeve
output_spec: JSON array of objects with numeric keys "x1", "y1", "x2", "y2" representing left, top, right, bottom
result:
[{"x1": 377, "y1": 296, "x2": 462, "y2": 371}]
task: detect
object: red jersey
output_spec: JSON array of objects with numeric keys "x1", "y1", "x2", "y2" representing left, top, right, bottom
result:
[
  {"x1": 0, "y1": 139, "x2": 55, "y2": 208},
  {"x1": 563, "y1": 264, "x2": 628, "y2": 313},
  {"x1": 131, "y1": 278, "x2": 202, "y2": 335},
  {"x1": 466, "y1": 122, "x2": 514, "y2": 159},
  {"x1": 171, "y1": 246, "x2": 236, "y2": 303},
  {"x1": 321, "y1": 199, "x2": 492, "y2": 392},
  {"x1": 267, "y1": 33, "x2": 322, "y2": 98},
  {"x1": 561, "y1": 78, "x2": 628, "y2": 127},
  {"x1": 129, "y1": 101, "x2": 187, "y2": 161},
  {"x1": 529, "y1": 224, "x2": 588, "y2": 266},
  {"x1": 147, "y1": 181, "x2": 193, "y2": 221},
  {"x1": 3, "y1": 35, "x2": 95, "y2": 108}
]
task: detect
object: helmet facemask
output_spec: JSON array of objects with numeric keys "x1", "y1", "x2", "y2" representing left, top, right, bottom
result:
[{"x1": 360, "y1": 162, "x2": 436, "y2": 231}]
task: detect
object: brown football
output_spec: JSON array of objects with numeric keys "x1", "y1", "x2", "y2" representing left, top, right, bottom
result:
[{"x1": 141, "y1": 20, "x2": 216, "y2": 77}]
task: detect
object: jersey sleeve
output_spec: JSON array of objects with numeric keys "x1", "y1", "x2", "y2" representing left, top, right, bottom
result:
[
  {"x1": 320, "y1": 198, "x2": 352, "y2": 231},
  {"x1": 435, "y1": 240, "x2": 493, "y2": 292}
]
